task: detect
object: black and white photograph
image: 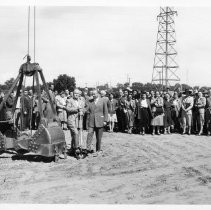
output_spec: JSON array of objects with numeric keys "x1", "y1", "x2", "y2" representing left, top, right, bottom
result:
[{"x1": 0, "y1": 0, "x2": 211, "y2": 206}]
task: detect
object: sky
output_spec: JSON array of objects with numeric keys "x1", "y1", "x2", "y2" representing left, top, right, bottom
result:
[{"x1": 0, "y1": 6, "x2": 211, "y2": 88}]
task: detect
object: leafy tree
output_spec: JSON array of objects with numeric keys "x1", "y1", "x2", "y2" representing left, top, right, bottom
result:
[
  {"x1": 53, "y1": 74, "x2": 76, "y2": 92},
  {"x1": 4, "y1": 78, "x2": 15, "y2": 90},
  {"x1": 132, "y1": 82, "x2": 144, "y2": 91},
  {"x1": 193, "y1": 85, "x2": 199, "y2": 90},
  {"x1": 97, "y1": 83, "x2": 109, "y2": 90},
  {"x1": 116, "y1": 83, "x2": 124, "y2": 89},
  {"x1": 181, "y1": 83, "x2": 192, "y2": 91},
  {"x1": 124, "y1": 82, "x2": 130, "y2": 88},
  {"x1": 199, "y1": 86, "x2": 210, "y2": 92}
]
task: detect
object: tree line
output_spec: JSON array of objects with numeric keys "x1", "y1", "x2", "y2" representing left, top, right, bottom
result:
[{"x1": 0, "y1": 74, "x2": 210, "y2": 94}]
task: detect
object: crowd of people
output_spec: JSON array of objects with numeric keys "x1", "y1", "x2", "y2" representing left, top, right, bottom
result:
[
  {"x1": 109, "y1": 88, "x2": 211, "y2": 136},
  {"x1": 1, "y1": 85, "x2": 211, "y2": 156}
]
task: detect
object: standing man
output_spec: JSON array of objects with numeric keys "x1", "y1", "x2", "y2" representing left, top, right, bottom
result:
[
  {"x1": 49, "y1": 84, "x2": 56, "y2": 112},
  {"x1": 195, "y1": 91, "x2": 206, "y2": 135},
  {"x1": 5, "y1": 91, "x2": 15, "y2": 121},
  {"x1": 86, "y1": 89, "x2": 108, "y2": 155},
  {"x1": 192, "y1": 90, "x2": 199, "y2": 134},
  {"x1": 181, "y1": 89, "x2": 194, "y2": 135},
  {"x1": 82, "y1": 88, "x2": 90, "y2": 131},
  {"x1": 21, "y1": 90, "x2": 31, "y2": 130},
  {"x1": 28, "y1": 89, "x2": 35, "y2": 129},
  {"x1": 65, "y1": 89, "x2": 85, "y2": 156},
  {"x1": 41, "y1": 85, "x2": 56, "y2": 122}
]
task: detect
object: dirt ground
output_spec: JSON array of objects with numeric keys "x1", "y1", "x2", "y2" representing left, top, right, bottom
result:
[{"x1": 0, "y1": 131, "x2": 211, "y2": 204}]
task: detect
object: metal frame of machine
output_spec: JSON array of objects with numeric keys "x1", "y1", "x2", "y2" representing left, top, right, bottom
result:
[{"x1": 0, "y1": 56, "x2": 67, "y2": 162}]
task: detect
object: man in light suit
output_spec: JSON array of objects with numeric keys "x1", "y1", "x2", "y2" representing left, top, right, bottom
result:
[
  {"x1": 65, "y1": 89, "x2": 85, "y2": 155},
  {"x1": 195, "y1": 91, "x2": 206, "y2": 135},
  {"x1": 181, "y1": 89, "x2": 194, "y2": 135},
  {"x1": 86, "y1": 89, "x2": 108, "y2": 155}
]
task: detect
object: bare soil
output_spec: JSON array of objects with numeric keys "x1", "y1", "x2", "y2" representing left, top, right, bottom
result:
[{"x1": 0, "y1": 131, "x2": 211, "y2": 204}]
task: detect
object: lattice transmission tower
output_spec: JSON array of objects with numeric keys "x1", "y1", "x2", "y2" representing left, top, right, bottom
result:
[{"x1": 151, "y1": 7, "x2": 180, "y2": 89}]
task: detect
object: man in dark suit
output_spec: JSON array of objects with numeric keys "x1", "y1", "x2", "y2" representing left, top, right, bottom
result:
[
  {"x1": 21, "y1": 90, "x2": 31, "y2": 130},
  {"x1": 86, "y1": 89, "x2": 108, "y2": 155},
  {"x1": 5, "y1": 91, "x2": 15, "y2": 120}
]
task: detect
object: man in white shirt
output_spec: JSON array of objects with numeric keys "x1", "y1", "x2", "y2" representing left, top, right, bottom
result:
[{"x1": 181, "y1": 89, "x2": 194, "y2": 135}]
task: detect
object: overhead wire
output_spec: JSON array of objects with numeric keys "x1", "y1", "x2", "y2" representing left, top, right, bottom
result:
[
  {"x1": 27, "y1": 6, "x2": 30, "y2": 56},
  {"x1": 34, "y1": 6, "x2": 36, "y2": 63}
]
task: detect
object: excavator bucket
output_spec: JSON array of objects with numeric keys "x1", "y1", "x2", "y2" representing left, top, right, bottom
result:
[
  {"x1": 0, "y1": 60, "x2": 67, "y2": 162},
  {"x1": 28, "y1": 122, "x2": 66, "y2": 158}
]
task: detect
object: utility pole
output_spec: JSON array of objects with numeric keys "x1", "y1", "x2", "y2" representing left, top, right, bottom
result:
[{"x1": 151, "y1": 7, "x2": 180, "y2": 90}]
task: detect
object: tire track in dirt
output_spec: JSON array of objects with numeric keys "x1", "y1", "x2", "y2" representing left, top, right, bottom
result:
[{"x1": 143, "y1": 140, "x2": 188, "y2": 164}]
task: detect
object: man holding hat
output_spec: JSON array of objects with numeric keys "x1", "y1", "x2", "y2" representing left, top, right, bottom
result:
[{"x1": 65, "y1": 89, "x2": 85, "y2": 156}]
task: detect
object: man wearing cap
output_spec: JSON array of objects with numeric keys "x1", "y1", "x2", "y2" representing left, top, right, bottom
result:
[
  {"x1": 86, "y1": 89, "x2": 108, "y2": 155},
  {"x1": 181, "y1": 89, "x2": 194, "y2": 135},
  {"x1": 65, "y1": 89, "x2": 85, "y2": 155}
]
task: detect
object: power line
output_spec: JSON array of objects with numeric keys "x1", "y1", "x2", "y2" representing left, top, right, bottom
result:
[
  {"x1": 34, "y1": 6, "x2": 36, "y2": 62},
  {"x1": 27, "y1": 6, "x2": 30, "y2": 55}
]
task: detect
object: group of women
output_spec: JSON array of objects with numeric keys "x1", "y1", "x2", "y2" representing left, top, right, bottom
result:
[{"x1": 109, "y1": 88, "x2": 211, "y2": 136}]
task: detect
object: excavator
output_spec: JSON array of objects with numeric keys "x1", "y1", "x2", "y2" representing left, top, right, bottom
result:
[{"x1": 0, "y1": 55, "x2": 67, "y2": 162}]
